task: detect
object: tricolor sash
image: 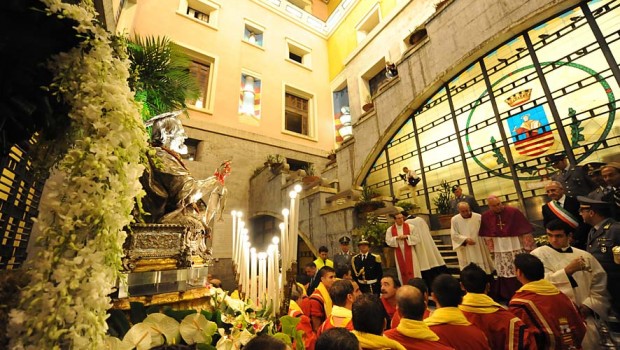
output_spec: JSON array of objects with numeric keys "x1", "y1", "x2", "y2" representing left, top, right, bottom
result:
[
  {"x1": 391, "y1": 224, "x2": 415, "y2": 282},
  {"x1": 548, "y1": 201, "x2": 579, "y2": 228}
]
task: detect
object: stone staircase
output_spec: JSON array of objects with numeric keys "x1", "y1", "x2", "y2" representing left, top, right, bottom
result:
[{"x1": 434, "y1": 238, "x2": 461, "y2": 279}]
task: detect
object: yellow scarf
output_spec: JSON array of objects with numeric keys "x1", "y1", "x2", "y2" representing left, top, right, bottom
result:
[
  {"x1": 396, "y1": 318, "x2": 439, "y2": 341},
  {"x1": 329, "y1": 305, "x2": 352, "y2": 327},
  {"x1": 424, "y1": 307, "x2": 471, "y2": 326},
  {"x1": 316, "y1": 282, "x2": 333, "y2": 317},
  {"x1": 289, "y1": 300, "x2": 302, "y2": 314},
  {"x1": 517, "y1": 279, "x2": 559, "y2": 296},
  {"x1": 459, "y1": 293, "x2": 504, "y2": 314},
  {"x1": 351, "y1": 331, "x2": 406, "y2": 350}
]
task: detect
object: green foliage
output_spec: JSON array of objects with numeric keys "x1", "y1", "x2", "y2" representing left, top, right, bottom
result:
[
  {"x1": 433, "y1": 180, "x2": 452, "y2": 215},
  {"x1": 395, "y1": 201, "x2": 415, "y2": 213},
  {"x1": 127, "y1": 35, "x2": 200, "y2": 123},
  {"x1": 353, "y1": 215, "x2": 390, "y2": 246},
  {"x1": 360, "y1": 185, "x2": 379, "y2": 201},
  {"x1": 279, "y1": 316, "x2": 305, "y2": 350},
  {"x1": 303, "y1": 164, "x2": 316, "y2": 176},
  {"x1": 267, "y1": 154, "x2": 285, "y2": 165}
]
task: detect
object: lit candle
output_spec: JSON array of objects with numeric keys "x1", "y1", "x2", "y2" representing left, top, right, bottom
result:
[
  {"x1": 288, "y1": 190, "x2": 297, "y2": 266},
  {"x1": 236, "y1": 220, "x2": 245, "y2": 273},
  {"x1": 242, "y1": 234, "x2": 250, "y2": 296},
  {"x1": 293, "y1": 184, "x2": 302, "y2": 261},
  {"x1": 271, "y1": 237, "x2": 280, "y2": 314},
  {"x1": 258, "y1": 252, "x2": 267, "y2": 307},
  {"x1": 250, "y1": 248, "x2": 257, "y2": 303},
  {"x1": 231, "y1": 210, "x2": 237, "y2": 265}
]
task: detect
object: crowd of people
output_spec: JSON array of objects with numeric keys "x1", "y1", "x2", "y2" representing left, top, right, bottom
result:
[{"x1": 281, "y1": 161, "x2": 620, "y2": 349}]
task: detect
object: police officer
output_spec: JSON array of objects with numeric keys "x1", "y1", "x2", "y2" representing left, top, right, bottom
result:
[
  {"x1": 333, "y1": 236, "x2": 353, "y2": 271},
  {"x1": 352, "y1": 237, "x2": 382, "y2": 295},
  {"x1": 547, "y1": 153, "x2": 596, "y2": 197},
  {"x1": 578, "y1": 196, "x2": 620, "y2": 315},
  {"x1": 585, "y1": 162, "x2": 609, "y2": 201}
]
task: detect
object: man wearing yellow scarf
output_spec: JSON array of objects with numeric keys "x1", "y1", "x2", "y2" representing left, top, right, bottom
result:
[
  {"x1": 352, "y1": 294, "x2": 406, "y2": 350},
  {"x1": 459, "y1": 263, "x2": 535, "y2": 350},
  {"x1": 384, "y1": 286, "x2": 452, "y2": 349},
  {"x1": 305, "y1": 266, "x2": 336, "y2": 332},
  {"x1": 509, "y1": 253, "x2": 586, "y2": 350},
  {"x1": 318, "y1": 279, "x2": 355, "y2": 335},
  {"x1": 424, "y1": 274, "x2": 490, "y2": 349}
]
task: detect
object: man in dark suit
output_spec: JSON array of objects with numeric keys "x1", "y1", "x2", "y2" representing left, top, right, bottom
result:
[
  {"x1": 542, "y1": 181, "x2": 590, "y2": 250},
  {"x1": 601, "y1": 162, "x2": 620, "y2": 220},
  {"x1": 578, "y1": 196, "x2": 620, "y2": 315},
  {"x1": 351, "y1": 237, "x2": 382, "y2": 295},
  {"x1": 547, "y1": 153, "x2": 596, "y2": 197}
]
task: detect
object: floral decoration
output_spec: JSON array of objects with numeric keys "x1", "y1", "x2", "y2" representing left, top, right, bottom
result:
[{"x1": 7, "y1": 0, "x2": 148, "y2": 348}]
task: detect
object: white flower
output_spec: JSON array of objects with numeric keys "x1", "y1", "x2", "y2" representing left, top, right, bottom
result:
[{"x1": 179, "y1": 313, "x2": 217, "y2": 345}]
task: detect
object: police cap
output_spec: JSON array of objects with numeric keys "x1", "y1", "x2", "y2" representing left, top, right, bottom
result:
[{"x1": 339, "y1": 236, "x2": 351, "y2": 245}]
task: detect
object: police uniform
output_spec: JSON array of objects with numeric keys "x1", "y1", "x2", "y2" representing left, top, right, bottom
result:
[
  {"x1": 352, "y1": 238, "x2": 382, "y2": 295},
  {"x1": 547, "y1": 154, "x2": 596, "y2": 197},
  {"x1": 579, "y1": 196, "x2": 620, "y2": 314},
  {"x1": 333, "y1": 236, "x2": 353, "y2": 270}
]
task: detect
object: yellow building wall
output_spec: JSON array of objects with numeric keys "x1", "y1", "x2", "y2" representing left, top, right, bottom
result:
[
  {"x1": 119, "y1": 0, "x2": 335, "y2": 151},
  {"x1": 327, "y1": 0, "x2": 397, "y2": 80}
]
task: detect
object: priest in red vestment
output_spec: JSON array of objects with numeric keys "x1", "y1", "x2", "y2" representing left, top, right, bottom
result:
[
  {"x1": 459, "y1": 263, "x2": 535, "y2": 350},
  {"x1": 479, "y1": 196, "x2": 534, "y2": 300},
  {"x1": 385, "y1": 212, "x2": 421, "y2": 284},
  {"x1": 424, "y1": 275, "x2": 490, "y2": 350},
  {"x1": 509, "y1": 254, "x2": 586, "y2": 350},
  {"x1": 384, "y1": 285, "x2": 454, "y2": 350}
]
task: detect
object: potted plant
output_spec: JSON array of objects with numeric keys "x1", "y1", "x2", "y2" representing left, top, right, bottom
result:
[
  {"x1": 302, "y1": 164, "x2": 321, "y2": 188},
  {"x1": 433, "y1": 180, "x2": 452, "y2": 229},
  {"x1": 327, "y1": 149, "x2": 336, "y2": 162},
  {"x1": 395, "y1": 200, "x2": 415, "y2": 213},
  {"x1": 354, "y1": 185, "x2": 385, "y2": 215},
  {"x1": 362, "y1": 95, "x2": 374, "y2": 112},
  {"x1": 353, "y1": 215, "x2": 390, "y2": 247}
]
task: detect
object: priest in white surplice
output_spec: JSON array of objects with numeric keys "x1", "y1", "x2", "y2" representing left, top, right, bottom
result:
[
  {"x1": 406, "y1": 214, "x2": 447, "y2": 289},
  {"x1": 531, "y1": 219, "x2": 609, "y2": 349},
  {"x1": 451, "y1": 202, "x2": 495, "y2": 274},
  {"x1": 385, "y1": 212, "x2": 421, "y2": 284}
]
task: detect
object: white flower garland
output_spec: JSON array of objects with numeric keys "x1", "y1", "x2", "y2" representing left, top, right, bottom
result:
[{"x1": 8, "y1": 0, "x2": 148, "y2": 348}]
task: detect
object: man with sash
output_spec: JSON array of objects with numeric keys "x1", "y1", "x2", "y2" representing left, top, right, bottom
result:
[
  {"x1": 406, "y1": 213, "x2": 447, "y2": 291},
  {"x1": 531, "y1": 219, "x2": 609, "y2": 349},
  {"x1": 424, "y1": 274, "x2": 490, "y2": 350},
  {"x1": 351, "y1": 294, "x2": 406, "y2": 350},
  {"x1": 459, "y1": 263, "x2": 535, "y2": 350},
  {"x1": 289, "y1": 283, "x2": 317, "y2": 350},
  {"x1": 384, "y1": 285, "x2": 454, "y2": 350},
  {"x1": 479, "y1": 195, "x2": 535, "y2": 301},
  {"x1": 542, "y1": 181, "x2": 590, "y2": 249},
  {"x1": 386, "y1": 212, "x2": 421, "y2": 285},
  {"x1": 303, "y1": 266, "x2": 336, "y2": 332},
  {"x1": 509, "y1": 253, "x2": 586, "y2": 349},
  {"x1": 317, "y1": 279, "x2": 355, "y2": 336},
  {"x1": 578, "y1": 195, "x2": 620, "y2": 315}
]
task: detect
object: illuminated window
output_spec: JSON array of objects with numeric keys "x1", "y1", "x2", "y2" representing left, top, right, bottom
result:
[
  {"x1": 286, "y1": 38, "x2": 312, "y2": 68},
  {"x1": 284, "y1": 88, "x2": 314, "y2": 137},
  {"x1": 187, "y1": 61, "x2": 211, "y2": 110},
  {"x1": 361, "y1": 2, "x2": 620, "y2": 216},
  {"x1": 178, "y1": 0, "x2": 220, "y2": 28},
  {"x1": 243, "y1": 19, "x2": 264, "y2": 47}
]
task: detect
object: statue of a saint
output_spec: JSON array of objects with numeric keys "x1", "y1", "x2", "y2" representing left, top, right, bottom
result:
[{"x1": 137, "y1": 112, "x2": 230, "y2": 257}]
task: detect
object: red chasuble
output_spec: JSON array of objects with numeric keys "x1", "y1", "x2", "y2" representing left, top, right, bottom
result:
[
  {"x1": 509, "y1": 289, "x2": 586, "y2": 350},
  {"x1": 429, "y1": 324, "x2": 490, "y2": 350},
  {"x1": 383, "y1": 329, "x2": 455, "y2": 350},
  {"x1": 461, "y1": 308, "x2": 534, "y2": 350},
  {"x1": 391, "y1": 223, "x2": 416, "y2": 282},
  {"x1": 479, "y1": 206, "x2": 533, "y2": 237}
]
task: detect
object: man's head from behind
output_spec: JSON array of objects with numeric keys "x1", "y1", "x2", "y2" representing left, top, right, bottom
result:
[
  {"x1": 329, "y1": 279, "x2": 355, "y2": 308},
  {"x1": 396, "y1": 285, "x2": 426, "y2": 321},
  {"x1": 431, "y1": 274, "x2": 463, "y2": 308},
  {"x1": 316, "y1": 328, "x2": 360, "y2": 350},
  {"x1": 352, "y1": 294, "x2": 385, "y2": 335},
  {"x1": 514, "y1": 253, "x2": 544, "y2": 284},
  {"x1": 460, "y1": 263, "x2": 488, "y2": 294},
  {"x1": 407, "y1": 277, "x2": 429, "y2": 303}
]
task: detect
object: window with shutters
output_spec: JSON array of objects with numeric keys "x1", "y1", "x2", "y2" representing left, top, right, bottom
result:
[{"x1": 187, "y1": 61, "x2": 212, "y2": 111}]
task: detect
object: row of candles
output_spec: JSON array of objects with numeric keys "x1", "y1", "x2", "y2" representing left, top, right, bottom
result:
[{"x1": 230, "y1": 184, "x2": 302, "y2": 315}]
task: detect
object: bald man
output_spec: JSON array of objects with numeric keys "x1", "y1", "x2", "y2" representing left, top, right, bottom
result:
[
  {"x1": 479, "y1": 196, "x2": 534, "y2": 301},
  {"x1": 541, "y1": 181, "x2": 589, "y2": 249}
]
